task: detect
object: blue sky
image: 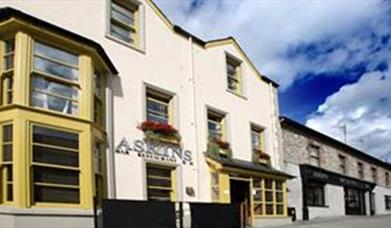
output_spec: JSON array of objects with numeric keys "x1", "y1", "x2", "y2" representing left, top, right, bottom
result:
[{"x1": 155, "y1": 0, "x2": 391, "y2": 161}]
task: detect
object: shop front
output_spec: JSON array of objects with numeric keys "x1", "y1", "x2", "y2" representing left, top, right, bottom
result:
[
  {"x1": 300, "y1": 165, "x2": 376, "y2": 220},
  {"x1": 206, "y1": 155, "x2": 293, "y2": 227}
]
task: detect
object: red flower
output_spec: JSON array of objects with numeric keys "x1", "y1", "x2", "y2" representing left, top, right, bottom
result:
[
  {"x1": 138, "y1": 121, "x2": 177, "y2": 135},
  {"x1": 215, "y1": 139, "x2": 230, "y2": 150}
]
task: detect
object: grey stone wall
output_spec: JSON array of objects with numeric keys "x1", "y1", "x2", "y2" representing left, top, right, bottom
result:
[{"x1": 282, "y1": 126, "x2": 391, "y2": 189}]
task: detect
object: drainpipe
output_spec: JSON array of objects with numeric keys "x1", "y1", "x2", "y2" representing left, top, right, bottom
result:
[{"x1": 106, "y1": 74, "x2": 116, "y2": 199}]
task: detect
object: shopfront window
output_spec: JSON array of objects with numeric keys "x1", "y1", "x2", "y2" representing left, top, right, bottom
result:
[
  {"x1": 253, "y1": 178, "x2": 286, "y2": 216},
  {"x1": 31, "y1": 41, "x2": 79, "y2": 115},
  {"x1": 304, "y1": 182, "x2": 325, "y2": 207},
  {"x1": 1, "y1": 124, "x2": 13, "y2": 202},
  {"x1": 146, "y1": 164, "x2": 175, "y2": 201},
  {"x1": 32, "y1": 125, "x2": 79, "y2": 204},
  {"x1": 385, "y1": 195, "x2": 391, "y2": 210},
  {"x1": 211, "y1": 171, "x2": 219, "y2": 201}
]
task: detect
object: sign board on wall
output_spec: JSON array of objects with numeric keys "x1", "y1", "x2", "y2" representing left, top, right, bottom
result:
[{"x1": 115, "y1": 138, "x2": 193, "y2": 165}]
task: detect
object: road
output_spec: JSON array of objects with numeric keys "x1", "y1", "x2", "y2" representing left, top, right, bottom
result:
[{"x1": 273, "y1": 215, "x2": 391, "y2": 228}]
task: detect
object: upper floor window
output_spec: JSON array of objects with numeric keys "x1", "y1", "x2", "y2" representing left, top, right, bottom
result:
[
  {"x1": 308, "y1": 145, "x2": 320, "y2": 167},
  {"x1": 109, "y1": 0, "x2": 139, "y2": 45},
  {"x1": 338, "y1": 155, "x2": 346, "y2": 175},
  {"x1": 357, "y1": 162, "x2": 364, "y2": 179},
  {"x1": 251, "y1": 126, "x2": 264, "y2": 151},
  {"x1": 146, "y1": 88, "x2": 173, "y2": 124},
  {"x1": 1, "y1": 39, "x2": 14, "y2": 105},
  {"x1": 207, "y1": 110, "x2": 225, "y2": 141},
  {"x1": 371, "y1": 167, "x2": 377, "y2": 183},
  {"x1": 226, "y1": 54, "x2": 242, "y2": 94},
  {"x1": 31, "y1": 41, "x2": 79, "y2": 115},
  {"x1": 1, "y1": 124, "x2": 13, "y2": 203},
  {"x1": 386, "y1": 172, "x2": 390, "y2": 187}
]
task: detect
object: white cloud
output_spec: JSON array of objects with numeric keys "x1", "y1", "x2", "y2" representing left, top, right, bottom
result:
[
  {"x1": 306, "y1": 71, "x2": 391, "y2": 160},
  {"x1": 155, "y1": 0, "x2": 390, "y2": 89}
]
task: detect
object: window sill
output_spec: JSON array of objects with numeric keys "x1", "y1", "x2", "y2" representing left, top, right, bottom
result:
[
  {"x1": 226, "y1": 89, "x2": 247, "y2": 100},
  {"x1": 105, "y1": 34, "x2": 145, "y2": 54}
]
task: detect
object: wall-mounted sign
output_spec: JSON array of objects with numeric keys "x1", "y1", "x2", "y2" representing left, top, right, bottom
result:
[{"x1": 115, "y1": 138, "x2": 193, "y2": 165}]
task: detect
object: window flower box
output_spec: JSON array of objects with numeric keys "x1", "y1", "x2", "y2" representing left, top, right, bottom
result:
[
  {"x1": 252, "y1": 148, "x2": 270, "y2": 164},
  {"x1": 206, "y1": 137, "x2": 232, "y2": 159},
  {"x1": 138, "y1": 121, "x2": 181, "y2": 145}
]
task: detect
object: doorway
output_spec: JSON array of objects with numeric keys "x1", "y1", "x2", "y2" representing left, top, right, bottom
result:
[
  {"x1": 345, "y1": 188, "x2": 366, "y2": 215},
  {"x1": 230, "y1": 179, "x2": 251, "y2": 227}
]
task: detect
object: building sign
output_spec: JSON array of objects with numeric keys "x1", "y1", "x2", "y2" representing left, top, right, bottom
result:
[
  {"x1": 300, "y1": 164, "x2": 375, "y2": 190},
  {"x1": 115, "y1": 138, "x2": 193, "y2": 165}
]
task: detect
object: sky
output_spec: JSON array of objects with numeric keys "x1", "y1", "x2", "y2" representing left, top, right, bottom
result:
[{"x1": 155, "y1": 0, "x2": 391, "y2": 161}]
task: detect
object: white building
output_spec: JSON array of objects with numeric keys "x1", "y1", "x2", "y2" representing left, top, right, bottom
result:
[{"x1": 0, "y1": 1, "x2": 293, "y2": 227}]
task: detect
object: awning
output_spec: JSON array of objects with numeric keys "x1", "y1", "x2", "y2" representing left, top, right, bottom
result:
[{"x1": 205, "y1": 154, "x2": 294, "y2": 179}]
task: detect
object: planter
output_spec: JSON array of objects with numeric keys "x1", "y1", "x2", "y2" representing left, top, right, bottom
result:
[
  {"x1": 138, "y1": 121, "x2": 181, "y2": 144},
  {"x1": 252, "y1": 149, "x2": 270, "y2": 164},
  {"x1": 206, "y1": 139, "x2": 232, "y2": 159}
]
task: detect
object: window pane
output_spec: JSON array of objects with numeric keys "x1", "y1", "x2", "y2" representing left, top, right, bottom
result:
[
  {"x1": 110, "y1": 23, "x2": 133, "y2": 43},
  {"x1": 275, "y1": 181, "x2": 283, "y2": 190},
  {"x1": 147, "y1": 167, "x2": 171, "y2": 177},
  {"x1": 5, "y1": 40, "x2": 15, "y2": 53},
  {"x1": 3, "y1": 145, "x2": 12, "y2": 161},
  {"x1": 254, "y1": 190, "x2": 263, "y2": 201},
  {"x1": 33, "y1": 145, "x2": 78, "y2": 167},
  {"x1": 276, "y1": 192, "x2": 284, "y2": 203},
  {"x1": 265, "y1": 179, "x2": 273, "y2": 189},
  {"x1": 6, "y1": 165, "x2": 12, "y2": 181},
  {"x1": 34, "y1": 42, "x2": 78, "y2": 67},
  {"x1": 146, "y1": 98, "x2": 169, "y2": 124},
  {"x1": 147, "y1": 177, "x2": 171, "y2": 188},
  {"x1": 32, "y1": 76, "x2": 78, "y2": 99},
  {"x1": 147, "y1": 189, "x2": 171, "y2": 200},
  {"x1": 111, "y1": 7, "x2": 134, "y2": 26},
  {"x1": 265, "y1": 191, "x2": 274, "y2": 202},
  {"x1": 3, "y1": 55, "x2": 14, "y2": 70},
  {"x1": 34, "y1": 56, "x2": 79, "y2": 81},
  {"x1": 3, "y1": 124, "x2": 12, "y2": 142},
  {"x1": 276, "y1": 205, "x2": 284, "y2": 215},
  {"x1": 7, "y1": 184, "x2": 13, "y2": 201},
  {"x1": 33, "y1": 126, "x2": 78, "y2": 149},
  {"x1": 266, "y1": 204, "x2": 274, "y2": 215},
  {"x1": 34, "y1": 166, "x2": 79, "y2": 186},
  {"x1": 254, "y1": 203, "x2": 263, "y2": 215},
  {"x1": 32, "y1": 92, "x2": 78, "y2": 115},
  {"x1": 34, "y1": 186, "x2": 79, "y2": 203}
]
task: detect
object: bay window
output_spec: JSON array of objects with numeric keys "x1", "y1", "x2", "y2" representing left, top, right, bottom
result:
[
  {"x1": 32, "y1": 125, "x2": 79, "y2": 204},
  {"x1": 31, "y1": 41, "x2": 79, "y2": 115},
  {"x1": 94, "y1": 71, "x2": 105, "y2": 125},
  {"x1": 1, "y1": 124, "x2": 13, "y2": 202}
]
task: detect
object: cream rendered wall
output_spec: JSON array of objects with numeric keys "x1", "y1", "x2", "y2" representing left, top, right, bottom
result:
[{"x1": 191, "y1": 43, "x2": 281, "y2": 201}]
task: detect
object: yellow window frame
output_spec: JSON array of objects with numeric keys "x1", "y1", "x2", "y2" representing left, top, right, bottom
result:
[
  {"x1": 0, "y1": 122, "x2": 13, "y2": 204},
  {"x1": 146, "y1": 163, "x2": 176, "y2": 202},
  {"x1": 29, "y1": 123, "x2": 81, "y2": 207},
  {"x1": 252, "y1": 178, "x2": 287, "y2": 218},
  {"x1": 1, "y1": 38, "x2": 15, "y2": 106}
]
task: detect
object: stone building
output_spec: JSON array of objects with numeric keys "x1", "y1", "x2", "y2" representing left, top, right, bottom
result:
[{"x1": 281, "y1": 117, "x2": 391, "y2": 221}]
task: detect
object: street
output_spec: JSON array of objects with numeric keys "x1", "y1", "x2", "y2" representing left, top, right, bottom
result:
[{"x1": 274, "y1": 215, "x2": 391, "y2": 228}]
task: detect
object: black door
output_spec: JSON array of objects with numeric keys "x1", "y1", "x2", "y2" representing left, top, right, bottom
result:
[
  {"x1": 345, "y1": 188, "x2": 366, "y2": 215},
  {"x1": 230, "y1": 180, "x2": 251, "y2": 227}
]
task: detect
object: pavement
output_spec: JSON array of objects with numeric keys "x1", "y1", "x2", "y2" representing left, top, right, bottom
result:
[{"x1": 272, "y1": 215, "x2": 391, "y2": 228}]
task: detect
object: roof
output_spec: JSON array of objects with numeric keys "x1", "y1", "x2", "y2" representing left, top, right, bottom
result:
[
  {"x1": 280, "y1": 116, "x2": 391, "y2": 171},
  {"x1": 206, "y1": 154, "x2": 294, "y2": 179},
  {"x1": 0, "y1": 7, "x2": 118, "y2": 74}
]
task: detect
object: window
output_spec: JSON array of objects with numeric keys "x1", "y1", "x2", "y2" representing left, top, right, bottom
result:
[
  {"x1": 1, "y1": 124, "x2": 13, "y2": 202},
  {"x1": 211, "y1": 171, "x2": 219, "y2": 201},
  {"x1": 146, "y1": 89, "x2": 172, "y2": 124},
  {"x1": 207, "y1": 111, "x2": 225, "y2": 141},
  {"x1": 94, "y1": 141, "x2": 104, "y2": 201},
  {"x1": 385, "y1": 195, "x2": 391, "y2": 210},
  {"x1": 226, "y1": 54, "x2": 242, "y2": 94},
  {"x1": 251, "y1": 126, "x2": 264, "y2": 151},
  {"x1": 357, "y1": 162, "x2": 364, "y2": 179},
  {"x1": 93, "y1": 71, "x2": 105, "y2": 125},
  {"x1": 109, "y1": 0, "x2": 139, "y2": 45},
  {"x1": 1, "y1": 39, "x2": 14, "y2": 105},
  {"x1": 371, "y1": 167, "x2": 377, "y2": 183},
  {"x1": 386, "y1": 172, "x2": 390, "y2": 188},
  {"x1": 31, "y1": 41, "x2": 79, "y2": 115},
  {"x1": 308, "y1": 145, "x2": 320, "y2": 167},
  {"x1": 32, "y1": 125, "x2": 79, "y2": 204},
  {"x1": 146, "y1": 164, "x2": 174, "y2": 201},
  {"x1": 304, "y1": 182, "x2": 325, "y2": 207},
  {"x1": 253, "y1": 178, "x2": 286, "y2": 216},
  {"x1": 338, "y1": 155, "x2": 346, "y2": 175}
]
